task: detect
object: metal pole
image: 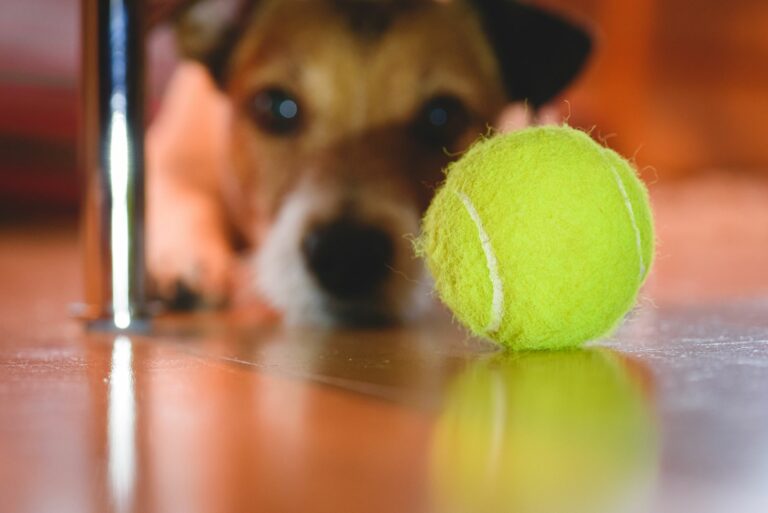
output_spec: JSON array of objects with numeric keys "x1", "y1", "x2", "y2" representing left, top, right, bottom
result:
[{"x1": 80, "y1": 0, "x2": 147, "y2": 330}]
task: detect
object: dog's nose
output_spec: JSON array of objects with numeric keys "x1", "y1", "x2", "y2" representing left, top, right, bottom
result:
[{"x1": 302, "y1": 220, "x2": 393, "y2": 299}]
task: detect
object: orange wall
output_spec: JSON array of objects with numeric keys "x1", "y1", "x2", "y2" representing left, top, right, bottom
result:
[{"x1": 543, "y1": 0, "x2": 768, "y2": 178}]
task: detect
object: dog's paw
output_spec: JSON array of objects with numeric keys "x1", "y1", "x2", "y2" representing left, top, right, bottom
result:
[
  {"x1": 148, "y1": 234, "x2": 233, "y2": 309},
  {"x1": 147, "y1": 192, "x2": 234, "y2": 309}
]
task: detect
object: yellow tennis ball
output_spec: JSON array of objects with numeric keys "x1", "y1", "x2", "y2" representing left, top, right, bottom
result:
[{"x1": 419, "y1": 126, "x2": 654, "y2": 350}]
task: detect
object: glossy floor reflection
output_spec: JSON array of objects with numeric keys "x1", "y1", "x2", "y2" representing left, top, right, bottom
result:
[
  {"x1": 1, "y1": 225, "x2": 768, "y2": 513},
  {"x1": 431, "y1": 350, "x2": 656, "y2": 513}
]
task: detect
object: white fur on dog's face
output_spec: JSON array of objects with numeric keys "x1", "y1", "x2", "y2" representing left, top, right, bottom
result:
[{"x1": 256, "y1": 178, "x2": 431, "y2": 325}]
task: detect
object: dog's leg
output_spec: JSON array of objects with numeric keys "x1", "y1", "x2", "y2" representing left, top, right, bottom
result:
[{"x1": 146, "y1": 63, "x2": 234, "y2": 308}]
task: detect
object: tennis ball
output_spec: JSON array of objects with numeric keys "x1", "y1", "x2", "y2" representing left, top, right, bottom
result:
[{"x1": 419, "y1": 125, "x2": 654, "y2": 350}]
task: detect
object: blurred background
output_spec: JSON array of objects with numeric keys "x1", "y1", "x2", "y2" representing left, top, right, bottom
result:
[{"x1": 1, "y1": 0, "x2": 767, "y2": 303}]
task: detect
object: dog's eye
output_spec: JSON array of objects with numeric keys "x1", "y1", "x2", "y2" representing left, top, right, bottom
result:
[
  {"x1": 248, "y1": 88, "x2": 302, "y2": 136},
  {"x1": 413, "y1": 95, "x2": 470, "y2": 148}
]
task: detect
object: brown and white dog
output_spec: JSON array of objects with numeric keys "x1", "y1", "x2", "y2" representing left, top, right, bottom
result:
[{"x1": 147, "y1": 0, "x2": 591, "y2": 325}]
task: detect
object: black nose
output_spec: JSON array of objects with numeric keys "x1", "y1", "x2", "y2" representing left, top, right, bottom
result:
[{"x1": 302, "y1": 220, "x2": 394, "y2": 299}]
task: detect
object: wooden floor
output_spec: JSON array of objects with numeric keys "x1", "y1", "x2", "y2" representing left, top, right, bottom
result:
[{"x1": 1, "y1": 175, "x2": 768, "y2": 513}]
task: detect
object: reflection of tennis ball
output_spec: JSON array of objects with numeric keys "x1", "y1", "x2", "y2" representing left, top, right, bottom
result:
[
  {"x1": 431, "y1": 350, "x2": 656, "y2": 513},
  {"x1": 419, "y1": 126, "x2": 654, "y2": 350}
]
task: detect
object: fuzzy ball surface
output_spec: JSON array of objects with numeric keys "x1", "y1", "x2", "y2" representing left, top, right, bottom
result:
[{"x1": 419, "y1": 126, "x2": 654, "y2": 350}]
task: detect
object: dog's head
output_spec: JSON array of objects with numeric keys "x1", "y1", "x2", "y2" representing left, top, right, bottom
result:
[{"x1": 173, "y1": 0, "x2": 591, "y2": 325}]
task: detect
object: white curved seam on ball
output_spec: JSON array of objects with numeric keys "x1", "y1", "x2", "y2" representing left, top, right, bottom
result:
[
  {"x1": 604, "y1": 151, "x2": 646, "y2": 281},
  {"x1": 456, "y1": 190, "x2": 504, "y2": 334}
]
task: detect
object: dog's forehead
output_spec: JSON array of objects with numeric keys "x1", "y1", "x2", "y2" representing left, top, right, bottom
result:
[
  {"x1": 330, "y1": 0, "x2": 425, "y2": 38},
  {"x1": 256, "y1": 0, "x2": 465, "y2": 38},
  {"x1": 239, "y1": 0, "x2": 482, "y2": 57},
  {"x1": 226, "y1": 0, "x2": 504, "y2": 125}
]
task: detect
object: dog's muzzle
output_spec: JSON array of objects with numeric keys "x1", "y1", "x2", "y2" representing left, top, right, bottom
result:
[{"x1": 301, "y1": 219, "x2": 393, "y2": 300}]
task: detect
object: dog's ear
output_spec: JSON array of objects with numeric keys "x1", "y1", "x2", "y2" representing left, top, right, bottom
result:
[
  {"x1": 471, "y1": 0, "x2": 593, "y2": 107},
  {"x1": 173, "y1": 0, "x2": 256, "y2": 86}
]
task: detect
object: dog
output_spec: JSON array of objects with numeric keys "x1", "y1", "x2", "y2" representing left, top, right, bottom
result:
[{"x1": 147, "y1": 0, "x2": 591, "y2": 326}]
